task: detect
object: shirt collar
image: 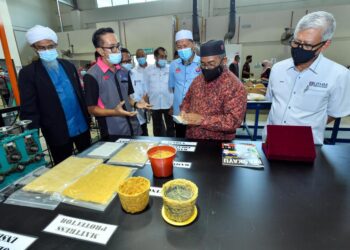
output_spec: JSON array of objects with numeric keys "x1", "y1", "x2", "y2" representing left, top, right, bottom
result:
[
  {"x1": 96, "y1": 57, "x2": 121, "y2": 74},
  {"x1": 287, "y1": 53, "x2": 324, "y2": 74},
  {"x1": 193, "y1": 54, "x2": 200, "y2": 63},
  {"x1": 308, "y1": 53, "x2": 323, "y2": 74}
]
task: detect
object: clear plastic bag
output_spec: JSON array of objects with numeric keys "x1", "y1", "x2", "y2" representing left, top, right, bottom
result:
[
  {"x1": 0, "y1": 165, "x2": 52, "y2": 209},
  {"x1": 5, "y1": 189, "x2": 60, "y2": 210},
  {"x1": 22, "y1": 157, "x2": 103, "y2": 195},
  {"x1": 59, "y1": 164, "x2": 136, "y2": 211},
  {"x1": 108, "y1": 141, "x2": 158, "y2": 167},
  {"x1": 77, "y1": 141, "x2": 125, "y2": 160}
]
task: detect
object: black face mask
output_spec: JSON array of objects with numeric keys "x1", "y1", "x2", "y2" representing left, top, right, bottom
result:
[
  {"x1": 291, "y1": 47, "x2": 318, "y2": 66},
  {"x1": 201, "y1": 65, "x2": 224, "y2": 82}
]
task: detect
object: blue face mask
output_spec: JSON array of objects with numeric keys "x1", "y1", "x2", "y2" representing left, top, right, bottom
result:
[
  {"x1": 122, "y1": 63, "x2": 133, "y2": 71},
  {"x1": 108, "y1": 52, "x2": 122, "y2": 64},
  {"x1": 157, "y1": 59, "x2": 167, "y2": 68},
  {"x1": 80, "y1": 70, "x2": 87, "y2": 76},
  {"x1": 178, "y1": 48, "x2": 193, "y2": 61},
  {"x1": 137, "y1": 57, "x2": 147, "y2": 66},
  {"x1": 38, "y1": 49, "x2": 58, "y2": 62}
]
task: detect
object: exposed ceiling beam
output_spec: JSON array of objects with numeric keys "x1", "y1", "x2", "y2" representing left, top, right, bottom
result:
[{"x1": 58, "y1": 0, "x2": 74, "y2": 8}]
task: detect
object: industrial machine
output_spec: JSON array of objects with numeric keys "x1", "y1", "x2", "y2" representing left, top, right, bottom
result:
[{"x1": 0, "y1": 120, "x2": 46, "y2": 190}]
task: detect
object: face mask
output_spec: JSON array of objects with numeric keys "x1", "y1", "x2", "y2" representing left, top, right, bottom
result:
[
  {"x1": 122, "y1": 63, "x2": 133, "y2": 71},
  {"x1": 137, "y1": 57, "x2": 147, "y2": 66},
  {"x1": 157, "y1": 59, "x2": 167, "y2": 68},
  {"x1": 178, "y1": 48, "x2": 193, "y2": 61},
  {"x1": 291, "y1": 47, "x2": 317, "y2": 66},
  {"x1": 108, "y1": 52, "x2": 122, "y2": 64},
  {"x1": 201, "y1": 65, "x2": 224, "y2": 82},
  {"x1": 38, "y1": 49, "x2": 58, "y2": 62},
  {"x1": 80, "y1": 70, "x2": 87, "y2": 76}
]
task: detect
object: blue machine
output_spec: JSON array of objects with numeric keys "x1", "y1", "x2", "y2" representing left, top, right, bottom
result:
[{"x1": 0, "y1": 121, "x2": 46, "y2": 190}]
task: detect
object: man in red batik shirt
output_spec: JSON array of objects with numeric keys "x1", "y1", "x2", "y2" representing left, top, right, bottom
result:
[{"x1": 180, "y1": 40, "x2": 247, "y2": 140}]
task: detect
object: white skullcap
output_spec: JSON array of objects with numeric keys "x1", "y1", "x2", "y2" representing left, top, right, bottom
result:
[
  {"x1": 25, "y1": 25, "x2": 58, "y2": 45},
  {"x1": 175, "y1": 30, "x2": 193, "y2": 42}
]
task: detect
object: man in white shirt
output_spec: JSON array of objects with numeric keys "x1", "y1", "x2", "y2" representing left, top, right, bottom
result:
[
  {"x1": 265, "y1": 11, "x2": 350, "y2": 144},
  {"x1": 145, "y1": 47, "x2": 175, "y2": 137},
  {"x1": 130, "y1": 49, "x2": 149, "y2": 135}
]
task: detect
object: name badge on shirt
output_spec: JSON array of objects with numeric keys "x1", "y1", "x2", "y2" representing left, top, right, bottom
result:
[{"x1": 308, "y1": 81, "x2": 328, "y2": 89}]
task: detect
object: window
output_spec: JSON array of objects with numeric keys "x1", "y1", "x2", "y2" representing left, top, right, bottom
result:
[
  {"x1": 112, "y1": 0, "x2": 128, "y2": 5},
  {"x1": 97, "y1": 0, "x2": 113, "y2": 8},
  {"x1": 97, "y1": 0, "x2": 160, "y2": 8},
  {"x1": 128, "y1": 0, "x2": 146, "y2": 3}
]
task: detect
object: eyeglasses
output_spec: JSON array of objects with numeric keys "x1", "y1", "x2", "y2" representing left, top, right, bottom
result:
[
  {"x1": 290, "y1": 39, "x2": 326, "y2": 51},
  {"x1": 101, "y1": 44, "x2": 121, "y2": 53},
  {"x1": 34, "y1": 44, "x2": 57, "y2": 51},
  {"x1": 200, "y1": 59, "x2": 223, "y2": 70}
]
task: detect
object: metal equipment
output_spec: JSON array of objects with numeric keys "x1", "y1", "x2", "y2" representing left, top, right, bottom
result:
[{"x1": 0, "y1": 120, "x2": 46, "y2": 190}]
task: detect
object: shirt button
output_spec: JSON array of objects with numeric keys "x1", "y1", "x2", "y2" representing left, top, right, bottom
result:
[
  {"x1": 288, "y1": 106, "x2": 291, "y2": 109},
  {"x1": 293, "y1": 91, "x2": 296, "y2": 94},
  {"x1": 284, "y1": 121, "x2": 286, "y2": 124}
]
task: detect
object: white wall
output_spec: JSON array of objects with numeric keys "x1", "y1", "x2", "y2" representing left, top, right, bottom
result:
[
  {"x1": 121, "y1": 16, "x2": 175, "y2": 56},
  {"x1": 61, "y1": 0, "x2": 193, "y2": 29},
  {"x1": 58, "y1": 0, "x2": 350, "y2": 72},
  {"x1": 56, "y1": 16, "x2": 175, "y2": 61},
  {"x1": 7, "y1": 0, "x2": 57, "y2": 30},
  {"x1": 5, "y1": 0, "x2": 350, "y2": 70},
  {"x1": 4, "y1": 0, "x2": 59, "y2": 66},
  {"x1": 0, "y1": 0, "x2": 22, "y2": 68},
  {"x1": 237, "y1": 5, "x2": 350, "y2": 76}
]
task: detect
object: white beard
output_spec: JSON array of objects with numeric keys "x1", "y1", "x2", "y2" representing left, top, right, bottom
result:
[{"x1": 42, "y1": 59, "x2": 59, "y2": 73}]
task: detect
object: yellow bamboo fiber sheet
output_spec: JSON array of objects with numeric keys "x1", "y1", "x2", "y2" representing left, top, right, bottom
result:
[
  {"x1": 23, "y1": 157, "x2": 103, "y2": 194},
  {"x1": 62, "y1": 164, "x2": 132, "y2": 204},
  {"x1": 108, "y1": 141, "x2": 158, "y2": 166}
]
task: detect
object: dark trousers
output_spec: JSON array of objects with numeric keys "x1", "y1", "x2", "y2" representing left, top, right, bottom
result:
[
  {"x1": 151, "y1": 109, "x2": 175, "y2": 137},
  {"x1": 141, "y1": 123, "x2": 148, "y2": 136},
  {"x1": 48, "y1": 130, "x2": 91, "y2": 165},
  {"x1": 175, "y1": 123, "x2": 187, "y2": 138}
]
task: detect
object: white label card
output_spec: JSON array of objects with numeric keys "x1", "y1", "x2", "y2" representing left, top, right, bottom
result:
[
  {"x1": 0, "y1": 229, "x2": 37, "y2": 250},
  {"x1": 43, "y1": 214, "x2": 117, "y2": 245},
  {"x1": 145, "y1": 161, "x2": 191, "y2": 169},
  {"x1": 174, "y1": 145, "x2": 196, "y2": 152},
  {"x1": 149, "y1": 187, "x2": 162, "y2": 197},
  {"x1": 115, "y1": 138, "x2": 131, "y2": 143},
  {"x1": 173, "y1": 161, "x2": 192, "y2": 169},
  {"x1": 161, "y1": 140, "x2": 197, "y2": 146},
  {"x1": 116, "y1": 138, "x2": 155, "y2": 143}
]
